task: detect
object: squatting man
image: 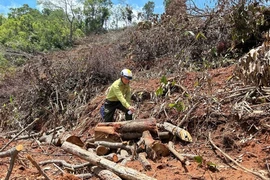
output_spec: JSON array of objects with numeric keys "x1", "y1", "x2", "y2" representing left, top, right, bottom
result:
[{"x1": 100, "y1": 69, "x2": 135, "y2": 122}]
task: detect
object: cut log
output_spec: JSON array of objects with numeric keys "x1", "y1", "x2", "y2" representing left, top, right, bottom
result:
[
  {"x1": 95, "y1": 118, "x2": 158, "y2": 142},
  {"x1": 96, "y1": 145, "x2": 110, "y2": 156},
  {"x1": 94, "y1": 126, "x2": 122, "y2": 142},
  {"x1": 0, "y1": 144, "x2": 24, "y2": 180},
  {"x1": 55, "y1": 133, "x2": 84, "y2": 147},
  {"x1": 167, "y1": 141, "x2": 190, "y2": 165},
  {"x1": 61, "y1": 141, "x2": 156, "y2": 180},
  {"x1": 138, "y1": 152, "x2": 151, "y2": 170},
  {"x1": 162, "y1": 122, "x2": 192, "y2": 142},
  {"x1": 103, "y1": 153, "x2": 122, "y2": 163},
  {"x1": 141, "y1": 131, "x2": 170, "y2": 160},
  {"x1": 158, "y1": 131, "x2": 171, "y2": 140}
]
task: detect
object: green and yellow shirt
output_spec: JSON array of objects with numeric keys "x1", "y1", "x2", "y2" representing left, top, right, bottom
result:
[{"x1": 106, "y1": 78, "x2": 131, "y2": 108}]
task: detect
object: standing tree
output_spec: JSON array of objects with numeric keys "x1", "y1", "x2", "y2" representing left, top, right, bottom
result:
[
  {"x1": 37, "y1": 0, "x2": 81, "y2": 44},
  {"x1": 120, "y1": 5, "x2": 133, "y2": 26},
  {"x1": 82, "y1": 0, "x2": 112, "y2": 34},
  {"x1": 142, "y1": 1, "x2": 155, "y2": 20}
]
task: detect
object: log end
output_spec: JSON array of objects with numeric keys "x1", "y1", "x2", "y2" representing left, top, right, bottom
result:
[
  {"x1": 16, "y1": 144, "x2": 24, "y2": 151},
  {"x1": 178, "y1": 129, "x2": 193, "y2": 143}
]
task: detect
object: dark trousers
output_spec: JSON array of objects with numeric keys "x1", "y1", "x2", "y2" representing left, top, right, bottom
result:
[{"x1": 103, "y1": 100, "x2": 132, "y2": 122}]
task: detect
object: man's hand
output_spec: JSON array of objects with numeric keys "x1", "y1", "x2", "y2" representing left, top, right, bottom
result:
[{"x1": 128, "y1": 106, "x2": 135, "y2": 113}]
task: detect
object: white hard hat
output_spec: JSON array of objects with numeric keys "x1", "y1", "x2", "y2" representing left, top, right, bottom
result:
[{"x1": 121, "y1": 69, "x2": 132, "y2": 80}]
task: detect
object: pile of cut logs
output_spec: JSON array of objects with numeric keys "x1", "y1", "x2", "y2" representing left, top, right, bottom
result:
[
  {"x1": 61, "y1": 118, "x2": 193, "y2": 180},
  {"x1": 0, "y1": 118, "x2": 193, "y2": 180}
]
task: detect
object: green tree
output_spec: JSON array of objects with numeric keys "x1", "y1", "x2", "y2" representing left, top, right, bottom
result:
[
  {"x1": 38, "y1": 0, "x2": 82, "y2": 44},
  {"x1": 142, "y1": 1, "x2": 155, "y2": 20},
  {"x1": 8, "y1": 4, "x2": 40, "y2": 18},
  {"x1": 82, "y1": 0, "x2": 112, "y2": 34}
]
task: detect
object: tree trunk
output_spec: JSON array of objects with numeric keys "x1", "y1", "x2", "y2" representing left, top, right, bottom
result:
[
  {"x1": 95, "y1": 118, "x2": 158, "y2": 142},
  {"x1": 61, "y1": 141, "x2": 157, "y2": 180}
]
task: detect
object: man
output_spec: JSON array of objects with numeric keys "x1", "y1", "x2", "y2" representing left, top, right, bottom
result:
[{"x1": 101, "y1": 69, "x2": 135, "y2": 122}]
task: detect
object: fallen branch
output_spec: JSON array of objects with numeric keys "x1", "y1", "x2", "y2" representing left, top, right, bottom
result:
[
  {"x1": 61, "y1": 141, "x2": 157, "y2": 180},
  {"x1": 0, "y1": 144, "x2": 23, "y2": 180},
  {"x1": 138, "y1": 152, "x2": 151, "y2": 170},
  {"x1": 177, "y1": 101, "x2": 199, "y2": 127},
  {"x1": 27, "y1": 155, "x2": 51, "y2": 180},
  {"x1": 75, "y1": 173, "x2": 92, "y2": 179},
  {"x1": 40, "y1": 159, "x2": 120, "y2": 180},
  {"x1": 94, "y1": 141, "x2": 134, "y2": 154},
  {"x1": 0, "y1": 118, "x2": 40, "y2": 152},
  {"x1": 39, "y1": 159, "x2": 91, "y2": 170},
  {"x1": 208, "y1": 132, "x2": 269, "y2": 180},
  {"x1": 168, "y1": 141, "x2": 190, "y2": 165}
]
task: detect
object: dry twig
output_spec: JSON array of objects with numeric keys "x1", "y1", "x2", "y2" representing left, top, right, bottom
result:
[
  {"x1": 208, "y1": 132, "x2": 269, "y2": 180},
  {"x1": 27, "y1": 155, "x2": 51, "y2": 180},
  {"x1": 0, "y1": 118, "x2": 40, "y2": 152}
]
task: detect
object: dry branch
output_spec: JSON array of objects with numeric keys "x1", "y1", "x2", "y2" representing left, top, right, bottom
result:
[
  {"x1": 27, "y1": 155, "x2": 51, "y2": 180},
  {"x1": 138, "y1": 152, "x2": 152, "y2": 170},
  {"x1": 94, "y1": 141, "x2": 135, "y2": 154},
  {"x1": 0, "y1": 144, "x2": 23, "y2": 180},
  {"x1": 208, "y1": 132, "x2": 269, "y2": 180},
  {"x1": 39, "y1": 159, "x2": 91, "y2": 170},
  {"x1": 177, "y1": 101, "x2": 199, "y2": 127},
  {"x1": 61, "y1": 141, "x2": 157, "y2": 180},
  {"x1": 0, "y1": 118, "x2": 40, "y2": 152},
  {"x1": 168, "y1": 141, "x2": 190, "y2": 165}
]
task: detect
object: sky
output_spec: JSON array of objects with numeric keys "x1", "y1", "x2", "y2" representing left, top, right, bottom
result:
[{"x1": 0, "y1": 0, "x2": 213, "y2": 15}]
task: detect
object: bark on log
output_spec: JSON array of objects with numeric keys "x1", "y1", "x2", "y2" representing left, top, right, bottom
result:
[
  {"x1": 121, "y1": 131, "x2": 171, "y2": 140},
  {"x1": 61, "y1": 141, "x2": 156, "y2": 180},
  {"x1": 94, "y1": 141, "x2": 134, "y2": 154},
  {"x1": 141, "y1": 131, "x2": 170, "y2": 160},
  {"x1": 91, "y1": 166, "x2": 122, "y2": 180},
  {"x1": 162, "y1": 122, "x2": 192, "y2": 142},
  {"x1": 168, "y1": 141, "x2": 190, "y2": 165},
  {"x1": 138, "y1": 152, "x2": 151, "y2": 170},
  {"x1": 158, "y1": 131, "x2": 171, "y2": 140},
  {"x1": 95, "y1": 118, "x2": 158, "y2": 142}
]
